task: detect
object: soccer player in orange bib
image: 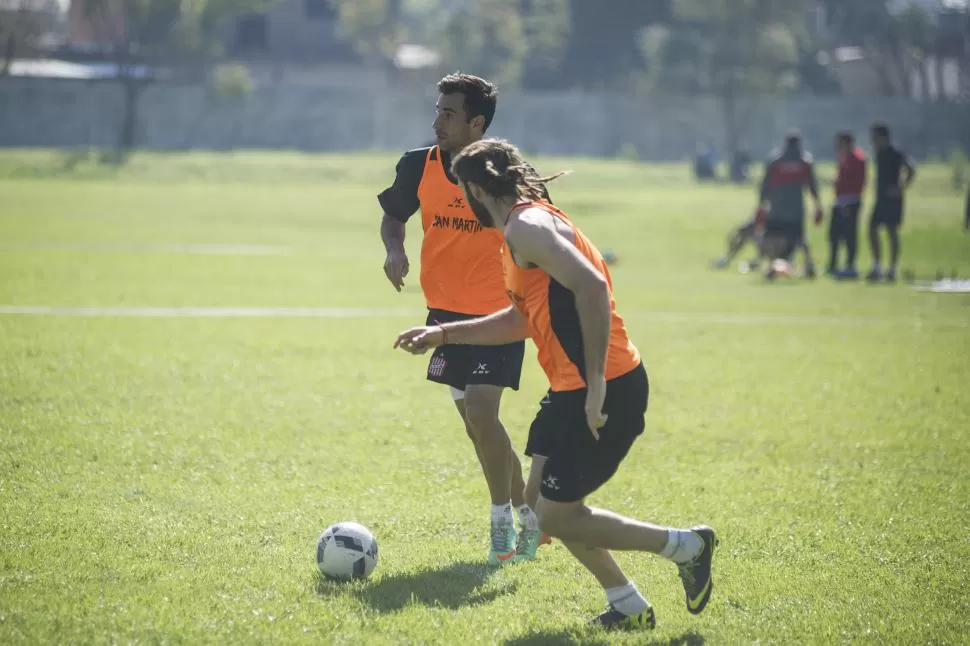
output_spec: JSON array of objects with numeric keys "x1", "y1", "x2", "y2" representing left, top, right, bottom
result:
[
  {"x1": 394, "y1": 139, "x2": 718, "y2": 630},
  {"x1": 378, "y1": 74, "x2": 548, "y2": 565}
]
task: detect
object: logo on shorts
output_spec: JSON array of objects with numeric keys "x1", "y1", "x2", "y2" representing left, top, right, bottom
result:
[
  {"x1": 428, "y1": 355, "x2": 447, "y2": 378},
  {"x1": 542, "y1": 475, "x2": 560, "y2": 490},
  {"x1": 472, "y1": 362, "x2": 490, "y2": 376}
]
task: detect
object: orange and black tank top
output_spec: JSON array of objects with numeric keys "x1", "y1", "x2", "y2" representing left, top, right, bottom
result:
[
  {"x1": 416, "y1": 146, "x2": 509, "y2": 316},
  {"x1": 503, "y1": 200, "x2": 640, "y2": 392}
]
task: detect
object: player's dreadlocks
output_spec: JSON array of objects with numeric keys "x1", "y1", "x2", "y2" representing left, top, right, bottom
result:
[{"x1": 451, "y1": 138, "x2": 567, "y2": 201}]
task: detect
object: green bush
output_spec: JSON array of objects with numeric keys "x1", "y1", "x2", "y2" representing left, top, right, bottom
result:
[
  {"x1": 212, "y1": 64, "x2": 254, "y2": 99},
  {"x1": 617, "y1": 142, "x2": 640, "y2": 162}
]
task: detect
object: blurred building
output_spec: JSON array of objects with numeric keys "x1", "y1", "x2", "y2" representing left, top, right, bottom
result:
[{"x1": 221, "y1": 0, "x2": 381, "y2": 89}]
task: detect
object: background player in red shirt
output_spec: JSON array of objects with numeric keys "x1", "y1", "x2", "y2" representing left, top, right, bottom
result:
[
  {"x1": 827, "y1": 131, "x2": 868, "y2": 280},
  {"x1": 754, "y1": 131, "x2": 824, "y2": 279}
]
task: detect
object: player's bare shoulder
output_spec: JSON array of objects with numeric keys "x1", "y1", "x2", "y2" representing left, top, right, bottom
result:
[
  {"x1": 505, "y1": 208, "x2": 556, "y2": 267},
  {"x1": 505, "y1": 207, "x2": 575, "y2": 267},
  {"x1": 507, "y1": 206, "x2": 552, "y2": 234}
]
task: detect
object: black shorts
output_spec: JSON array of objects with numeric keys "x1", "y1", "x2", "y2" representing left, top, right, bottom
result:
[
  {"x1": 764, "y1": 218, "x2": 804, "y2": 242},
  {"x1": 764, "y1": 219, "x2": 803, "y2": 260},
  {"x1": 871, "y1": 198, "x2": 904, "y2": 228},
  {"x1": 526, "y1": 363, "x2": 649, "y2": 503},
  {"x1": 830, "y1": 202, "x2": 861, "y2": 240},
  {"x1": 424, "y1": 309, "x2": 524, "y2": 392}
]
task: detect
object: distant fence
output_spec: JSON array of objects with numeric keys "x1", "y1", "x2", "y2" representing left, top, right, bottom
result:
[{"x1": 0, "y1": 77, "x2": 967, "y2": 161}]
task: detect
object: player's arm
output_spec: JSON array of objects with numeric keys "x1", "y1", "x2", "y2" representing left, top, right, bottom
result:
[
  {"x1": 394, "y1": 305, "x2": 528, "y2": 354},
  {"x1": 806, "y1": 158, "x2": 823, "y2": 224},
  {"x1": 377, "y1": 152, "x2": 423, "y2": 291},
  {"x1": 507, "y1": 211, "x2": 611, "y2": 383},
  {"x1": 757, "y1": 161, "x2": 771, "y2": 206},
  {"x1": 754, "y1": 161, "x2": 772, "y2": 228},
  {"x1": 381, "y1": 214, "x2": 406, "y2": 253},
  {"x1": 901, "y1": 154, "x2": 917, "y2": 189},
  {"x1": 380, "y1": 217, "x2": 408, "y2": 292},
  {"x1": 440, "y1": 305, "x2": 528, "y2": 345}
]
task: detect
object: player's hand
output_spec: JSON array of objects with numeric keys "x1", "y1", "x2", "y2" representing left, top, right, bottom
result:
[
  {"x1": 393, "y1": 326, "x2": 444, "y2": 355},
  {"x1": 384, "y1": 249, "x2": 409, "y2": 292},
  {"x1": 584, "y1": 375, "x2": 608, "y2": 440}
]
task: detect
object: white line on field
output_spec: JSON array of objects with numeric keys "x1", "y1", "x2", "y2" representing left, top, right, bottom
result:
[
  {"x1": 0, "y1": 306, "x2": 965, "y2": 327},
  {"x1": 628, "y1": 312, "x2": 968, "y2": 327}
]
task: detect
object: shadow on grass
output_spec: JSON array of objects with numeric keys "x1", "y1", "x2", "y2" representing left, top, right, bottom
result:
[
  {"x1": 503, "y1": 629, "x2": 704, "y2": 646},
  {"x1": 316, "y1": 560, "x2": 513, "y2": 612}
]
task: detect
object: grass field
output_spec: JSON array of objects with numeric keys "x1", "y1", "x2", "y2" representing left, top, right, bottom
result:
[{"x1": 1, "y1": 149, "x2": 968, "y2": 645}]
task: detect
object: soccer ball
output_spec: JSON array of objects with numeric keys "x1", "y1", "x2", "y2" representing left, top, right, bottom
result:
[{"x1": 316, "y1": 522, "x2": 378, "y2": 581}]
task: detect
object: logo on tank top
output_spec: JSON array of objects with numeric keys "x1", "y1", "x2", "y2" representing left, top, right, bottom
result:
[
  {"x1": 430, "y1": 213, "x2": 483, "y2": 233},
  {"x1": 448, "y1": 197, "x2": 465, "y2": 209}
]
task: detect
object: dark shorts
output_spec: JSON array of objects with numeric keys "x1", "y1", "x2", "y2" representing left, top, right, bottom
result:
[
  {"x1": 871, "y1": 198, "x2": 904, "y2": 228},
  {"x1": 830, "y1": 202, "x2": 861, "y2": 239},
  {"x1": 764, "y1": 218, "x2": 804, "y2": 241},
  {"x1": 424, "y1": 309, "x2": 524, "y2": 392},
  {"x1": 764, "y1": 218, "x2": 804, "y2": 260},
  {"x1": 526, "y1": 363, "x2": 649, "y2": 503}
]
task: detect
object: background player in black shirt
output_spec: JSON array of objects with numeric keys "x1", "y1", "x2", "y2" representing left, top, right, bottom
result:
[{"x1": 868, "y1": 123, "x2": 916, "y2": 282}]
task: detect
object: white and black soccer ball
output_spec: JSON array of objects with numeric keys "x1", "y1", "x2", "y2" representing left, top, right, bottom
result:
[{"x1": 316, "y1": 521, "x2": 378, "y2": 581}]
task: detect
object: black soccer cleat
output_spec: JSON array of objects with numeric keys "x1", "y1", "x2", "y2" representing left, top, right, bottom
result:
[
  {"x1": 677, "y1": 525, "x2": 718, "y2": 615},
  {"x1": 591, "y1": 603, "x2": 656, "y2": 631}
]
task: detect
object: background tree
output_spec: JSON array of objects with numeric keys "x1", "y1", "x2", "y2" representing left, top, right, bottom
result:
[
  {"x1": 0, "y1": 0, "x2": 59, "y2": 76},
  {"x1": 329, "y1": 0, "x2": 404, "y2": 71},
  {"x1": 642, "y1": 0, "x2": 808, "y2": 158},
  {"x1": 81, "y1": 0, "x2": 273, "y2": 152},
  {"x1": 559, "y1": 0, "x2": 669, "y2": 90}
]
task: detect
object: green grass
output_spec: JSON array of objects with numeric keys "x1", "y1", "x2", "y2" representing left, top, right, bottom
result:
[{"x1": 1, "y1": 150, "x2": 968, "y2": 645}]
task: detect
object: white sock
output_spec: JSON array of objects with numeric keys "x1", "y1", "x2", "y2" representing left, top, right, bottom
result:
[
  {"x1": 659, "y1": 529, "x2": 704, "y2": 564},
  {"x1": 517, "y1": 504, "x2": 538, "y2": 531},
  {"x1": 605, "y1": 582, "x2": 649, "y2": 616},
  {"x1": 491, "y1": 502, "x2": 513, "y2": 525}
]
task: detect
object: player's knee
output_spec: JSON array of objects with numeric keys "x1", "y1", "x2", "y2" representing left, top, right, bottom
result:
[
  {"x1": 536, "y1": 506, "x2": 564, "y2": 538},
  {"x1": 462, "y1": 392, "x2": 501, "y2": 434},
  {"x1": 461, "y1": 420, "x2": 477, "y2": 444},
  {"x1": 536, "y1": 500, "x2": 581, "y2": 540}
]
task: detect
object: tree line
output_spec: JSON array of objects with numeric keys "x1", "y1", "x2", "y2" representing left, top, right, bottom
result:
[{"x1": 1, "y1": 0, "x2": 966, "y2": 152}]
